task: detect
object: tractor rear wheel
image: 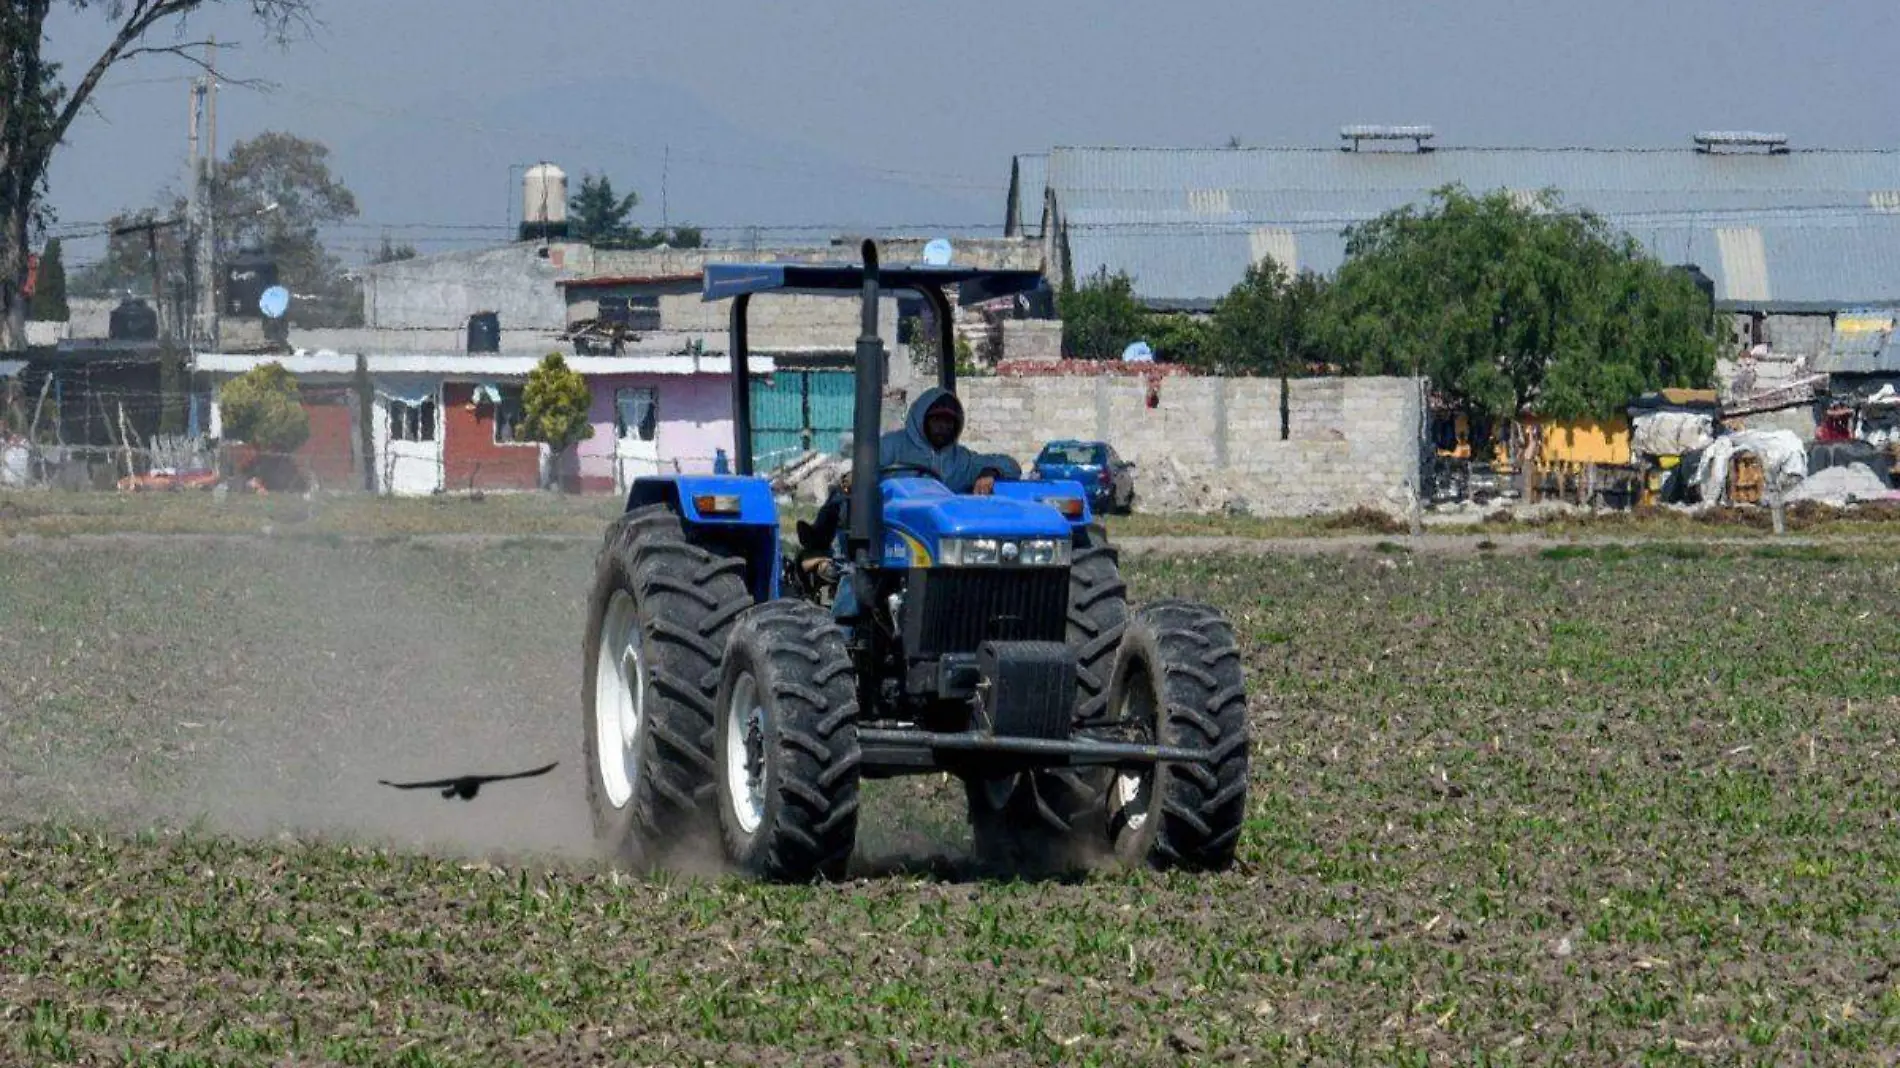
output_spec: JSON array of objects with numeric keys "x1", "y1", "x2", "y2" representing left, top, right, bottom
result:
[
  {"x1": 1103, "y1": 600, "x2": 1250, "y2": 871},
  {"x1": 712, "y1": 599, "x2": 862, "y2": 881},
  {"x1": 582, "y1": 504, "x2": 754, "y2": 871},
  {"x1": 965, "y1": 523, "x2": 1129, "y2": 874}
]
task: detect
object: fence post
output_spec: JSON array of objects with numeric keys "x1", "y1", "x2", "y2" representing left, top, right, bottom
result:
[{"x1": 355, "y1": 354, "x2": 376, "y2": 493}]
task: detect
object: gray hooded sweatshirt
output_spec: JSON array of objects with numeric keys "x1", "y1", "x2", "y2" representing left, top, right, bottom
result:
[{"x1": 877, "y1": 387, "x2": 1021, "y2": 492}]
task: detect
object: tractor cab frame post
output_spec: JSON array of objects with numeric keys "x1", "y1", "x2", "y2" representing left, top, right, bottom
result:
[{"x1": 846, "y1": 240, "x2": 885, "y2": 616}]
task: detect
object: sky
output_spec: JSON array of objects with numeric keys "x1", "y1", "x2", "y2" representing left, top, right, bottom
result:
[{"x1": 38, "y1": 0, "x2": 1900, "y2": 272}]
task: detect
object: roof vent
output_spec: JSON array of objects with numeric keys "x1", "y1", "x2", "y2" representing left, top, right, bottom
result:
[
  {"x1": 1340, "y1": 124, "x2": 1435, "y2": 152},
  {"x1": 1693, "y1": 131, "x2": 1789, "y2": 154}
]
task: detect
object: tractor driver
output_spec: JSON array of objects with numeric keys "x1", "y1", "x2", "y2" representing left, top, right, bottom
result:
[
  {"x1": 797, "y1": 388, "x2": 1021, "y2": 602},
  {"x1": 878, "y1": 387, "x2": 1021, "y2": 494}
]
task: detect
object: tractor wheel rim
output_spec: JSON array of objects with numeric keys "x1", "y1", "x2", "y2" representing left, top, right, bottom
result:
[
  {"x1": 1110, "y1": 677, "x2": 1155, "y2": 834},
  {"x1": 725, "y1": 672, "x2": 767, "y2": 835},
  {"x1": 1112, "y1": 770, "x2": 1151, "y2": 832},
  {"x1": 595, "y1": 590, "x2": 644, "y2": 809}
]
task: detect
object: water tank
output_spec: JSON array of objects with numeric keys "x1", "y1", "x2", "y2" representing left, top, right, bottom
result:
[
  {"x1": 521, "y1": 162, "x2": 568, "y2": 240},
  {"x1": 467, "y1": 311, "x2": 500, "y2": 354},
  {"x1": 109, "y1": 297, "x2": 158, "y2": 341},
  {"x1": 222, "y1": 253, "x2": 277, "y2": 318}
]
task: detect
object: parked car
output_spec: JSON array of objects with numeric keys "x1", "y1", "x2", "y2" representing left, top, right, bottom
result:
[{"x1": 1029, "y1": 439, "x2": 1136, "y2": 513}]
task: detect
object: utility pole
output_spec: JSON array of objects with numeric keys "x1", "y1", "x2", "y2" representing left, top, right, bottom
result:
[
  {"x1": 112, "y1": 216, "x2": 187, "y2": 340},
  {"x1": 187, "y1": 38, "x2": 220, "y2": 351}
]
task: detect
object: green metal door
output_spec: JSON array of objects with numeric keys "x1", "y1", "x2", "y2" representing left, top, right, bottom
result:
[
  {"x1": 749, "y1": 369, "x2": 857, "y2": 471},
  {"x1": 806, "y1": 371, "x2": 855, "y2": 456},
  {"x1": 750, "y1": 372, "x2": 807, "y2": 472}
]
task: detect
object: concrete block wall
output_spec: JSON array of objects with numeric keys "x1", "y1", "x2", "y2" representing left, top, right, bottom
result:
[
  {"x1": 998, "y1": 319, "x2": 1064, "y2": 363},
  {"x1": 957, "y1": 373, "x2": 1427, "y2": 517}
]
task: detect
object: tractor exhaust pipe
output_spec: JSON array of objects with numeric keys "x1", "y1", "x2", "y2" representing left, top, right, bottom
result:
[{"x1": 846, "y1": 239, "x2": 885, "y2": 613}]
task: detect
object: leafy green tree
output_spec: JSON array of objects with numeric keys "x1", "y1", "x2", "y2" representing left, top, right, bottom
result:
[
  {"x1": 218, "y1": 361, "x2": 310, "y2": 490},
  {"x1": 568, "y1": 172, "x2": 638, "y2": 245},
  {"x1": 1058, "y1": 266, "x2": 1148, "y2": 360},
  {"x1": 1198, "y1": 256, "x2": 1332, "y2": 377},
  {"x1": 29, "y1": 235, "x2": 65, "y2": 320},
  {"x1": 1142, "y1": 311, "x2": 1214, "y2": 366},
  {"x1": 519, "y1": 353, "x2": 594, "y2": 491},
  {"x1": 567, "y1": 171, "x2": 702, "y2": 249},
  {"x1": 219, "y1": 362, "x2": 309, "y2": 454},
  {"x1": 1, "y1": 1, "x2": 313, "y2": 350},
  {"x1": 1315, "y1": 184, "x2": 1716, "y2": 435}
]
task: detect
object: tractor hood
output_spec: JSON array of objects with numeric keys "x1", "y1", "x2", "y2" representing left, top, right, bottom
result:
[{"x1": 878, "y1": 478, "x2": 1086, "y2": 567}]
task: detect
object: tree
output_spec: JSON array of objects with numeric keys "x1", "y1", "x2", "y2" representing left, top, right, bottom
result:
[
  {"x1": 76, "y1": 131, "x2": 360, "y2": 321},
  {"x1": 1142, "y1": 311, "x2": 1214, "y2": 366},
  {"x1": 1, "y1": 1, "x2": 313, "y2": 351},
  {"x1": 568, "y1": 173, "x2": 638, "y2": 246},
  {"x1": 71, "y1": 207, "x2": 192, "y2": 309},
  {"x1": 29, "y1": 235, "x2": 65, "y2": 320},
  {"x1": 1198, "y1": 256, "x2": 1333, "y2": 377},
  {"x1": 372, "y1": 235, "x2": 417, "y2": 263},
  {"x1": 1314, "y1": 184, "x2": 1717, "y2": 440},
  {"x1": 218, "y1": 360, "x2": 309, "y2": 488},
  {"x1": 567, "y1": 171, "x2": 703, "y2": 249},
  {"x1": 518, "y1": 352, "x2": 594, "y2": 491},
  {"x1": 1058, "y1": 266, "x2": 1149, "y2": 360},
  {"x1": 214, "y1": 131, "x2": 360, "y2": 325}
]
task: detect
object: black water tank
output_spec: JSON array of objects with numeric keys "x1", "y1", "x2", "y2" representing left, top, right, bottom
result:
[
  {"x1": 467, "y1": 311, "x2": 501, "y2": 353},
  {"x1": 109, "y1": 297, "x2": 158, "y2": 341},
  {"x1": 222, "y1": 253, "x2": 277, "y2": 318}
]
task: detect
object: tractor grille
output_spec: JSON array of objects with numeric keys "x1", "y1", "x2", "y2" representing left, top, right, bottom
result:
[{"x1": 901, "y1": 567, "x2": 1069, "y2": 656}]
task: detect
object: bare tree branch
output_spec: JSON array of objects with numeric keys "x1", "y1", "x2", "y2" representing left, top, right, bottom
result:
[
  {"x1": 117, "y1": 42, "x2": 277, "y2": 91},
  {"x1": 45, "y1": 1, "x2": 309, "y2": 167}
]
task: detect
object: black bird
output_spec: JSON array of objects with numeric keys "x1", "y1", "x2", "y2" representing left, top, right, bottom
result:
[{"x1": 378, "y1": 761, "x2": 559, "y2": 800}]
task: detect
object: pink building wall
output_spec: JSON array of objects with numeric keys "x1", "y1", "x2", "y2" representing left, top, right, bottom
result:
[{"x1": 576, "y1": 373, "x2": 737, "y2": 492}]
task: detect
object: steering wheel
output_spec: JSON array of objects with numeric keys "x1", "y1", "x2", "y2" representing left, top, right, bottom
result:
[{"x1": 879, "y1": 462, "x2": 940, "y2": 480}]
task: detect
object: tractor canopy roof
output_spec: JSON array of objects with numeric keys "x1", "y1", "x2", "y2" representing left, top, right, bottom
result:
[{"x1": 702, "y1": 262, "x2": 1047, "y2": 306}]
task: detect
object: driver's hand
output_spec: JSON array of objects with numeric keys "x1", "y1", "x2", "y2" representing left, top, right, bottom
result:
[{"x1": 973, "y1": 473, "x2": 996, "y2": 495}]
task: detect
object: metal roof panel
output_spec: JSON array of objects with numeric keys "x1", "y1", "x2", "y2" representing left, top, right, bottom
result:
[{"x1": 1046, "y1": 145, "x2": 1900, "y2": 307}]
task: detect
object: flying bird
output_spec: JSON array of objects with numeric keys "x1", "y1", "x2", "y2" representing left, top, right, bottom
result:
[{"x1": 378, "y1": 761, "x2": 559, "y2": 800}]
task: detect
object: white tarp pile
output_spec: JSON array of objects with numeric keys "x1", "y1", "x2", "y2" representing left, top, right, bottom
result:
[
  {"x1": 1630, "y1": 410, "x2": 1716, "y2": 458},
  {"x1": 1787, "y1": 463, "x2": 1891, "y2": 507},
  {"x1": 1691, "y1": 429, "x2": 1807, "y2": 503}
]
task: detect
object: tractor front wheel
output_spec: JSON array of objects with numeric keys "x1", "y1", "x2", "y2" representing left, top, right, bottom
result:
[
  {"x1": 581, "y1": 504, "x2": 754, "y2": 871},
  {"x1": 712, "y1": 600, "x2": 862, "y2": 881},
  {"x1": 1103, "y1": 600, "x2": 1251, "y2": 871}
]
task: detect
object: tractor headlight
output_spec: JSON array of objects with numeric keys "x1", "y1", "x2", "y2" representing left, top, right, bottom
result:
[
  {"x1": 1016, "y1": 538, "x2": 1071, "y2": 566},
  {"x1": 938, "y1": 537, "x2": 1070, "y2": 567}
]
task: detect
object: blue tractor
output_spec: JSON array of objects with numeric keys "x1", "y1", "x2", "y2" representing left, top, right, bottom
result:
[{"x1": 580, "y1": 241, "x2": 1249, "y2": 882}]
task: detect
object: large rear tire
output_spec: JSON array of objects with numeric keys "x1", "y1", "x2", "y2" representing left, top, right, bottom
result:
[
  {"x1": 712, "y1": 599, "x2": 862, "y2": 882},
  {"x1": 1104, "y1": 600, "x2": 1250, "y2": 872},
  {"x1": 581, "y1": 503, "x2": 754, "y2": 871},
  {"x1": 965, "y1": 523, "x2": 1129, "y2": 873}
]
